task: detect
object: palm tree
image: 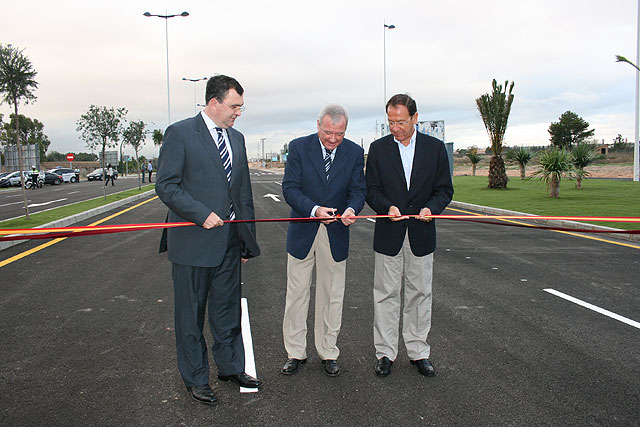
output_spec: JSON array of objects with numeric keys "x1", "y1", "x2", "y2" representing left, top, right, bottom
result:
[
  {"x1": 476, "y1": 79, "x2": 515, "y2": 189},
  {"x1": 506, "y1": 146, "x2": 532, "y2": 179},
  {"x1": 571, "y1": 143, "x2": 598, "y2": 189},
  {"x1": 0, "y1": 44, "x2": 38, "y2": 219},
  {"x1": 466, "y1": 146, "x2": 481, "y2": 176},
  {"x1": 533, "y1": 147, "x2": 576, "y2": 198}
]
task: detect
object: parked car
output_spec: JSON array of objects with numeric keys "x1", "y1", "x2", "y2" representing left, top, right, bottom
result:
[
  {"x1": 0, "y1": 171, "x2": 20, "y2": 187},
  {"x1": 87, "y1": 168, "x2": 118, "y2": 181},
  {"x1": 43, "y1": 171, "x2": 63, "y2": 185},
  {"x1": 49, "y1": 168, "x2": 80, "y2": 183}
]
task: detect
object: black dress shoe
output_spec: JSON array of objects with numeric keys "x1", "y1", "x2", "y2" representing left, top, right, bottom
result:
[
  {"x1": 187, "y1": 384, "x2": 217, "y2": 406},
  {"x1": 281, "y1": 358, "x2": 307, "y2": 375},
  {"x1": 218, "y1": 372, "x2": 263, "y2": 388},
  {"x1": 322, "y1": 359, "x2": 340, "y2": 377},
  {"x1": 375, "y1": 356, "x2": 393, "y2": 377},
  {"x1": 410, "y1": 359, "x2": 436, "y2": 377}
]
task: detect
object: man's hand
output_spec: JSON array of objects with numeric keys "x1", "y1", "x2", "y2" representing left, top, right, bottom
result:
[
  {"x1": 316, "y1": 206, "x2": 338, "y2": 224},
  {"x1": 389, "y1": 205, "x2": 409, "y2": 221},
  {"x1": 418, "y1": 207, "x2": 433, "y2": 222},
  {"x1": 202, "y1": 212, "x2": 224, "y2": 229},
  {"x1": 340, "y1": 207, "x2": 356, "y2": 226}
]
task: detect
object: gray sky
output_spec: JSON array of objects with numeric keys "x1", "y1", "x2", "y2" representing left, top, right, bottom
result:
[{"x1": 1, "y1": 0, "x2": 638, "y2": 159}]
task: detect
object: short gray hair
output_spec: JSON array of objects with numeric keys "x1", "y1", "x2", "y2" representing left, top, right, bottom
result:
[{"x1": 318, "y1": 104, "x2": 348, "y2": 126}]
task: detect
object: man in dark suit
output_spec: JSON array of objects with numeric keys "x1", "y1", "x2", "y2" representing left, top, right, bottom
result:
[
  {"x1": 280, "y1": 105, "x2": 366, "y2": 377},
  {"x1": 365, "y1": 94, "x2": 453, "y2": 378},
  {"x1": 155, "y1": 75, "x2": 261, "y2": 406}
]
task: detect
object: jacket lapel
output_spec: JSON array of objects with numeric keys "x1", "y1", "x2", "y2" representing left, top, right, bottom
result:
[
  {"x1": 195, "y1": 115, "x2": 230, "y2": 186},
  {"x1": 385, "y1": 136, "x2": 408, "y2": 192},
  {"x1": 309, "y1": 135, "x2": 327, "y2": 182},
  {"x1": 408, "y1": 133, "x2": 427, "y2": 194}
]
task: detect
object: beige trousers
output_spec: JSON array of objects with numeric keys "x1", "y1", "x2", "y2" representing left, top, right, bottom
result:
[
  {"x1": 283, "y1": 225, "x2": 346, "y2": 360},
  {"x1": 373, "y1": 231, "x2": 433, "y2": 361}
]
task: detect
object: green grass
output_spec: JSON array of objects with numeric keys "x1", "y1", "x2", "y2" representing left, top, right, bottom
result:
[
  {"x1": 452, "y1": 176, "x2": 640, "y2": 230},
  {"x1": 0, "y1": 185, "x2": 156, "y2": 230}
]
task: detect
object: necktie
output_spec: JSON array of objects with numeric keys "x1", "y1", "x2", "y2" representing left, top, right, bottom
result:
[
  {"x1": 215, "y1": 127, "x2": 235, "y2": 220},
  {"x1": 324, "y1": 148, "x2": 333, "y2": 181}
]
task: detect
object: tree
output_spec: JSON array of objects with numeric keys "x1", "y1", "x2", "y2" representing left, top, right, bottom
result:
[
  {"x1": 1, "y1": 113, "x2": 51, "y2": 161},
  {"x1": 533, "y1": 147, "x2": 576, "y2": 198},
  {"x1": 122, "y1": 120, "x2": 147, "y2": 190},
  {"x1": 76, "y1": 105, "x2": 127, "y2": 199},
  {"x1": 506, "y1": 146, "x2": 532, "y2": 180},
  {"x1": 45, "y1": 150, "x2": 66, "y2": 162},
  {"x1": 75, "y1": 152, "x2": 98, "y2": 161},
  {"x1": 465, "y1": 146, "x2": 481, "y2": 176},
  {"x1": 548, "y1": 111, "x2": 594, "y2": 149},
  {"x1": 153, "y1": 129, "x2": 164, "y2": 146},
  {"x1": 475, "y1": 79, "x2": 514, "y2": 189},
  {"x1": 0, "y1": 43, "x2": 38, "y2": 219},
  {"x1": 611, "y1": 134, "x2": 627, "y2": 152},
  {"x1": 571, "y1": 143, "x2": 598, "y2": 189}
]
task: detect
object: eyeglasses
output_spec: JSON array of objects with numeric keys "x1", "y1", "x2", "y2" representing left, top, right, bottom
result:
[
  {"x1": 388, "y1": 119, "x2": 411, "y2": 127},
  {"x1": 223, "y1": 103, "x2": 245, "y2": 112},
  {"x1": 319, "y1": 128, "x2": 345, "y2": 138}
]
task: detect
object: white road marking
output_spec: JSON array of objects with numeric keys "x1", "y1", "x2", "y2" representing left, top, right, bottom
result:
[
  {"x1": 274, "y1": 181, "x2": 282, "y2": 186},
  {"x1": 0, "y1": 201, "x2": 27, "y2": 207},
  {"x1": 240, "y1": 298, "x2": 259, "y2": 393},
  {"x1": 27, "y1": 198, "x2": 68, "y2": 208},
  {"x1": 67, "y1": 191, "x2": 79, "y2": 195},
  {"x1": 263, "y1": 193, "x2": 280, "y2": 202},
  {"x1": 543, "y1": 288, "x2": 640, "y2": 330}
]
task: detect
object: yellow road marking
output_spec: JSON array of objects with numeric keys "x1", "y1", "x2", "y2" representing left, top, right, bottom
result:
[
  {"x1": 446, "y1": 206, "x2": 640, "y2": 250},
  {"x1": 0, "y1": 196, "x2": 158, "y2": 268}
]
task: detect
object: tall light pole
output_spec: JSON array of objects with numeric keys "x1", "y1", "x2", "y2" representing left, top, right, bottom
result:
[
  {"x1": 616, "y1": 52, "x2": 640, "y2": 182},
  {"x1": 383, "y1": 22, "x2": 396, "y2": 105},
  {"x1": 182, "y1": 77, "x2": 208, "y2": 115},
  {"x1": 143, "y1": 11, "x2": 189, "y2": 128}
]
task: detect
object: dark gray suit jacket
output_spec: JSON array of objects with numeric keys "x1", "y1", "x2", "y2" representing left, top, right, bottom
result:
[{"x1": 155, "y1": 113, "x2": 259, "y2": 267}]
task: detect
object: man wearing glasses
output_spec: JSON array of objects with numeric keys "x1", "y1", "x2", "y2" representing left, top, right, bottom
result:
[
  {"x1": 365, "y1": 94, "x2": 453, "y2": 378},
  {"x1": 156, "y1": 75, "x2": 261, "y2": 406},
  {"x1": 280, "y1": 105, "x2": 366, "y2": 377}
]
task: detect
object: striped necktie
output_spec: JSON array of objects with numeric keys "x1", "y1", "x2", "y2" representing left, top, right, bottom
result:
[
  {"x1": 215, "y1": 127, "x2": 235, "y2": 220},
  {"x1": 324, "y1": 148, "x2": 333, "y2": 181}
]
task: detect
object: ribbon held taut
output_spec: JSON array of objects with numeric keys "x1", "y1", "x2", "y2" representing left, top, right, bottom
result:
[{"x1": 1, "y1": 214, "x2": 640, "y2": 242}]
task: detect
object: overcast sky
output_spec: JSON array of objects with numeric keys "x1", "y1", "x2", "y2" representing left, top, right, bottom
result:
[{"x1": 1, "y1": 0, "x2": 638, "y2": 159}]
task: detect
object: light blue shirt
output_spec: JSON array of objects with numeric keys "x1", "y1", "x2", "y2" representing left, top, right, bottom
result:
[{"x1": 394, "y1": 129, "x2": 416, "y2": 191}]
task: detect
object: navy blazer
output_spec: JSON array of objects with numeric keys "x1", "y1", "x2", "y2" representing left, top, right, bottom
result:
[
  {"x1": 366, "y1": 131, "x2": 453, "y2": 257},
  {"x1": 283, "y1": 133, "x2": 366, "y2": 262},
  {"x1": 155, "y1": 114, "x2": 259, "y2": 267}
]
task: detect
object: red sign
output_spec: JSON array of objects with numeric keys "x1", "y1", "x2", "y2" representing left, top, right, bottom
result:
[{"x1": 66, "y1": 153, "x2": 75, "y2": 161}]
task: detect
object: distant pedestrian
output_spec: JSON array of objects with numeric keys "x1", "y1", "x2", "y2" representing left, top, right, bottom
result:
[
  {"x1": 105, "y1": 164, "x2": 115, "y2": 186},
  {"x1": 148, "y1": 161, "x2": 153, "y2": 183},
  {"x1": 141, "y1": 162, "x2": 146, "y2": 183}
]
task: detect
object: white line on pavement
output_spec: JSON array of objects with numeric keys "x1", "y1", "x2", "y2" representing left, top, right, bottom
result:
[
  {"x1": 240, "y1": 297, "x2": 259, "y2": 393},
  {"x1": 543, "y1": 288, "x2": 640, "y2": 330},
  {"x1": 0, "y1": 201, "x2": 28, "y2": 207}
]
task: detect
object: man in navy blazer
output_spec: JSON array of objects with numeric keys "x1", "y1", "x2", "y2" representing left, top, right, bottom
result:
[
  {"x1": 280, "y1": 105, "x2": 366, "y2": 377},
  {"x1": 156, "y1": 75, "x2": 261, "y2": 406},
  {"x1": 366, "y1": 94, "x2": 453, "y2": 378}
]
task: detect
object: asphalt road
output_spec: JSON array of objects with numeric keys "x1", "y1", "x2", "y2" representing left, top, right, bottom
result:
[
  {"x1": 1, "y1": 169, "x2": 639, "y2": 426},
  {"x1": 0, "y1": 174, "x2": 149, "y2": 221}
]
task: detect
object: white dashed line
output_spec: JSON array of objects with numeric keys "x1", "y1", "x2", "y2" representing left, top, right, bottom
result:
[{"x1": 543, "y1": 288, "x2": 640, "y2": 329}]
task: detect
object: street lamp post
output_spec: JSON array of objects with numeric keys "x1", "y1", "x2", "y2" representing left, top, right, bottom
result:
[
  {"x1": 143, "y1": 11, "x2": 189, "y2": 128},
  {"x1": 383, "y1": 22, "x2": 396, "y2": 105},
  {"x1": 182, "y1": 77, "x2": 208, "y2": 115}
]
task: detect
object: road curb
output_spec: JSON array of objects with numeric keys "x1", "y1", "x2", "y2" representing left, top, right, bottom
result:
[
  {"x1": 449, "y1": 201, "x2": 639, "y2": 242},
  {"x1": 0, "y1": 190, "x2": 157, "y2": 252}
]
